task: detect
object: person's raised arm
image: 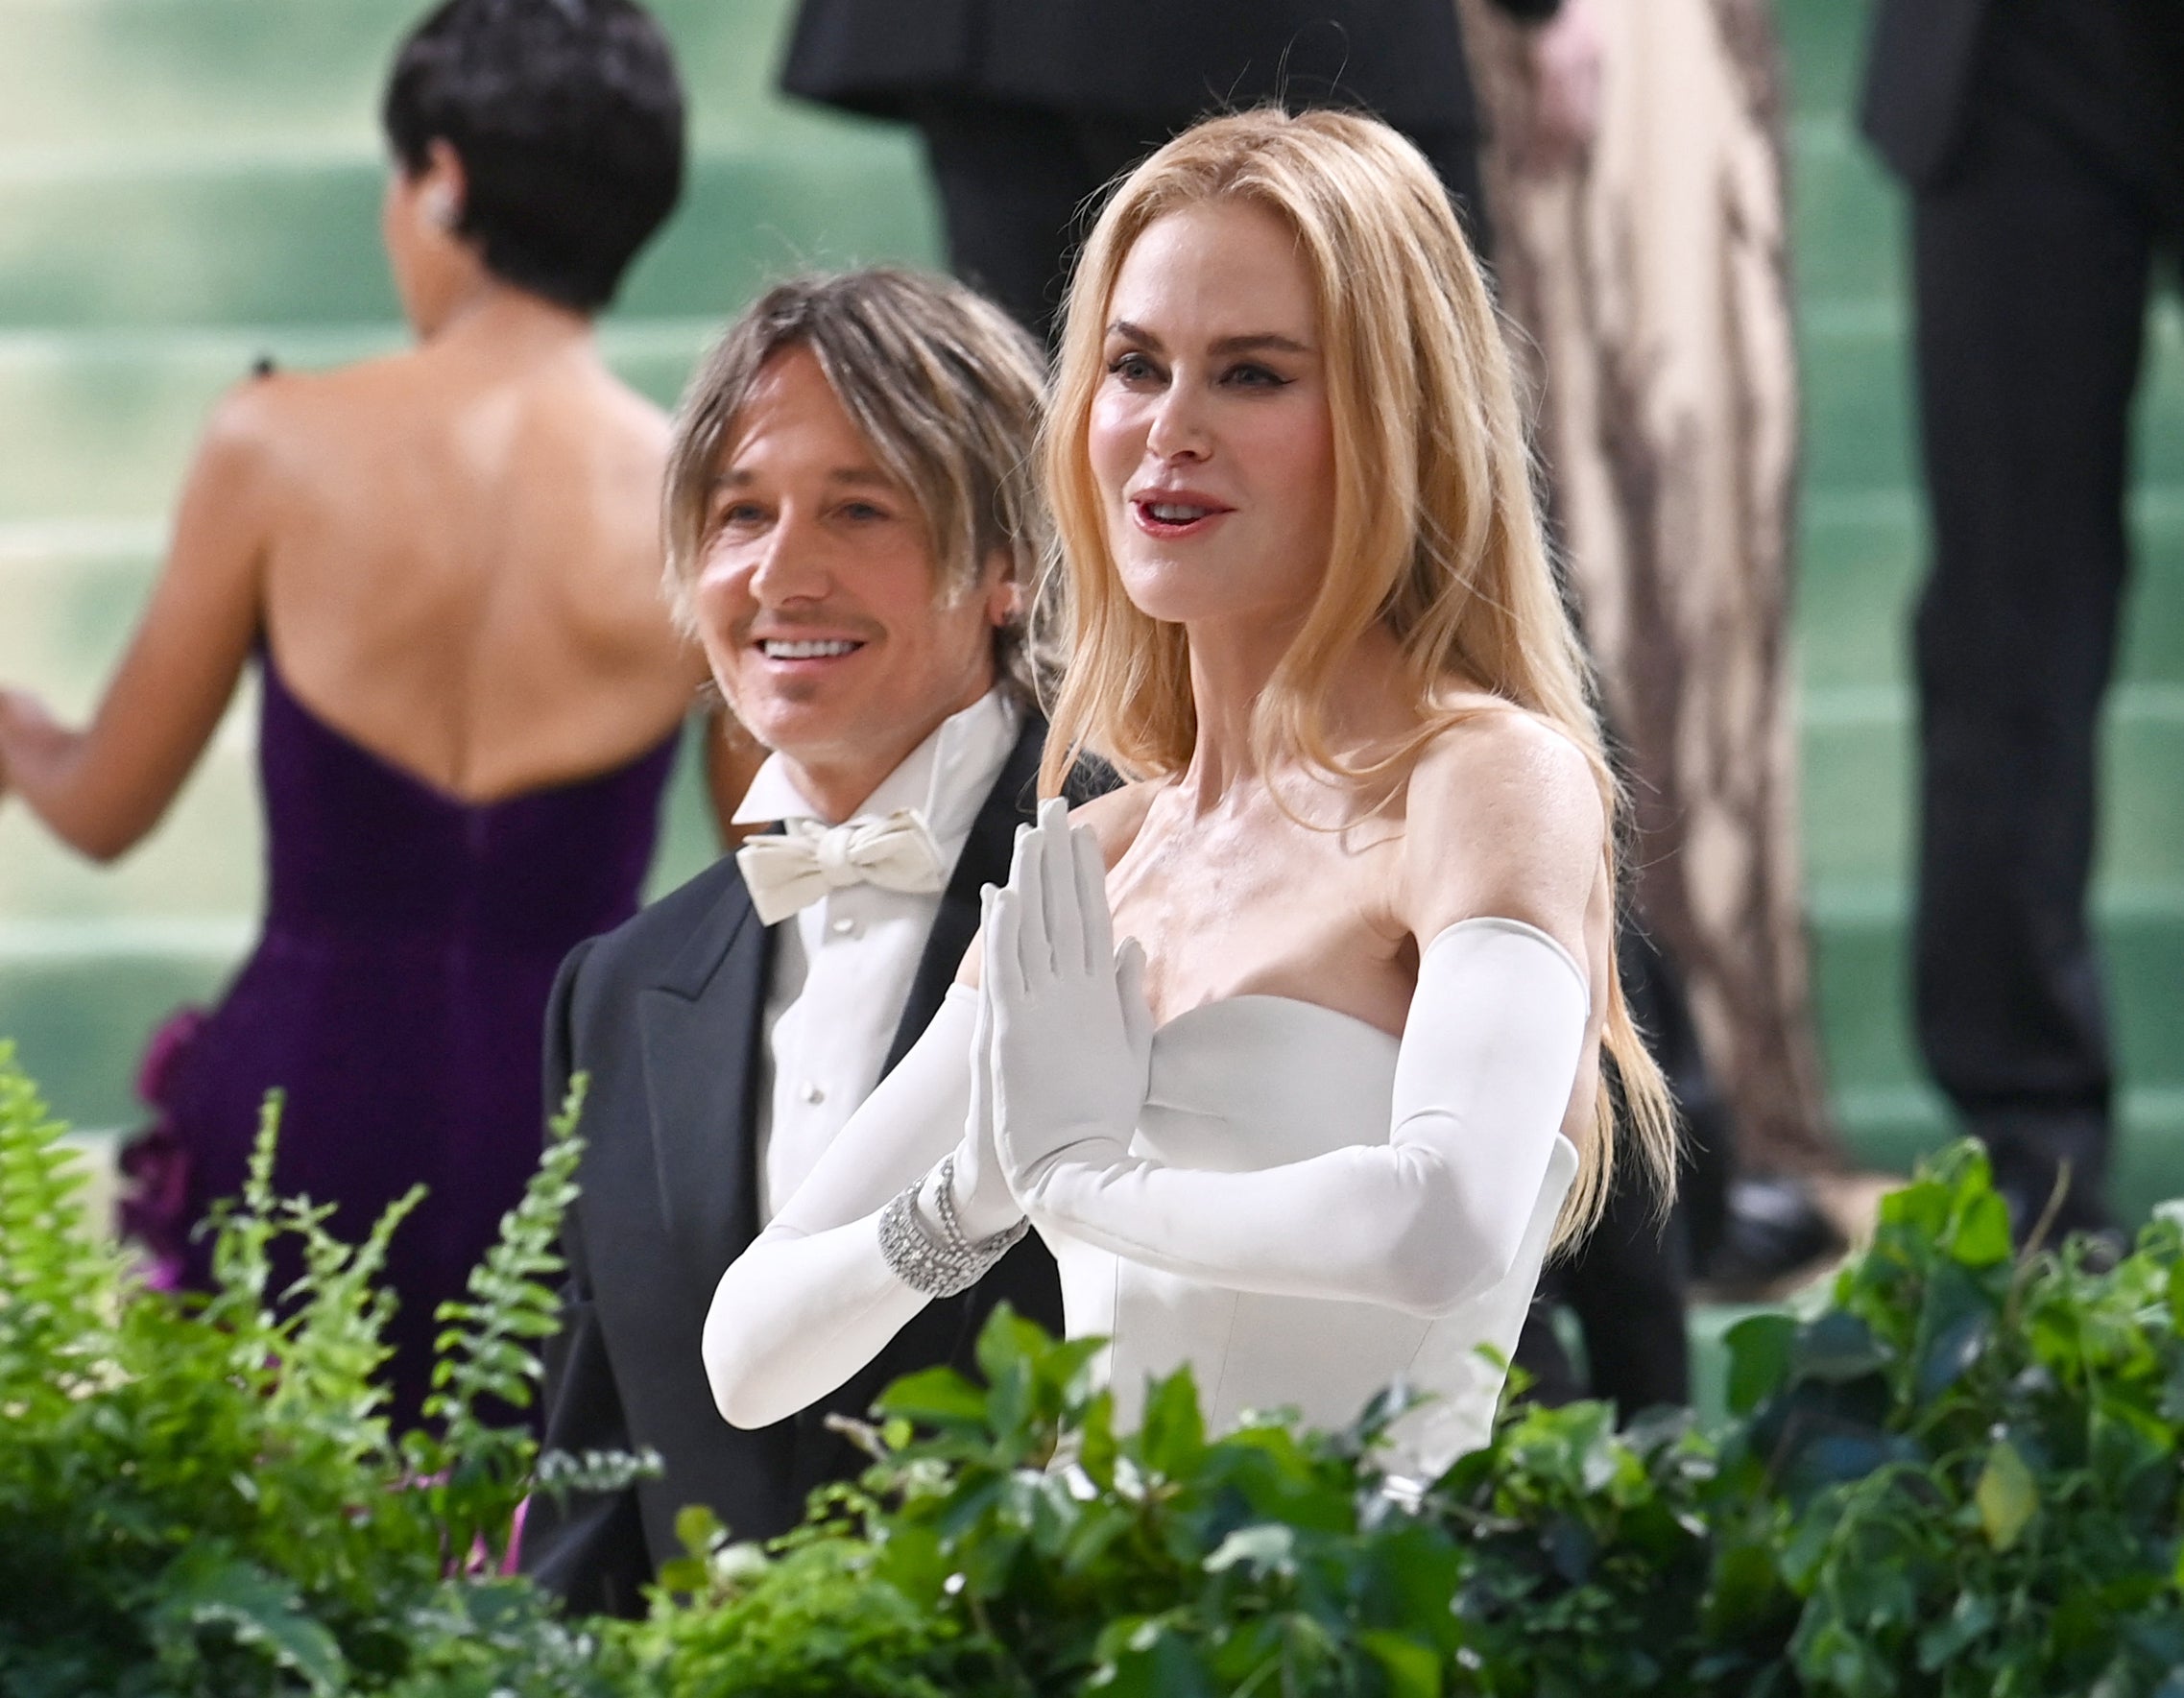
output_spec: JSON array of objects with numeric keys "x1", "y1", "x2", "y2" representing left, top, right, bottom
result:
[
  {"x1": 0, "y1": 379, "x2": 275, "y2": 860},
  {"x1": 701, "y1": 955, "x2": 1021, "y2": 1429},
  {"x1": 987, "y1": 724, "x2": 1607, "y2": 1315}
]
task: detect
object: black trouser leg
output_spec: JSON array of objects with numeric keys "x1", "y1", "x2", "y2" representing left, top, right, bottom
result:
[{"x1": 1908, "y1": 69, "x2": 2158, "y2": 1235}]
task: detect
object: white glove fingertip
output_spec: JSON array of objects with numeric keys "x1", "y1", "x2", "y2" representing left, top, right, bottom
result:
[
  {"x1": 1116, "y1": 935, "x2": 1157, "y2": 1058},
  {"x1": 986, "y1": 887, "x2": 1024, "y2": 1001},
  {"x1": 1071, "y1": 825, "x2": 1111, "y2": 978}
]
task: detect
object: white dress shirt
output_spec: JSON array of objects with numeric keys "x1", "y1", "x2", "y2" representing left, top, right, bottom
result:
[{"x1": 732, "y1": 688, "x2": 1020, "y2": 1225}]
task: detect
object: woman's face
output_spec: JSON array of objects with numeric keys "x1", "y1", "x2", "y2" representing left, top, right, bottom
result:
[{"x1": 1088, "y1": 201, "x2": 1336, "y2": 634}]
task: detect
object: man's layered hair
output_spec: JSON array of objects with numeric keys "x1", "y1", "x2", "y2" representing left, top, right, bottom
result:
[{"x1": 662, "y1": 269, "x2": 1051, "y2": 700}]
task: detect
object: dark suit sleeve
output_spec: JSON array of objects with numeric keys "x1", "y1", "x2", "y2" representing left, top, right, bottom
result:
[{"x1": 520, "y1": 939, "x2": 653, "y2": 1619}]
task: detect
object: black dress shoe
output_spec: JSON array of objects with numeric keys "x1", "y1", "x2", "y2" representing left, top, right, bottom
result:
[{"x1": 1698, "y1": 1173, "x2": 1845, "y2": 1298}]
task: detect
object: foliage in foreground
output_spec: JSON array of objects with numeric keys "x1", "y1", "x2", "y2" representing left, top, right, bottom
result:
[
  {"x1": 626, "y1": 1148, "x2": 2184, "y2": 1698},
  {"x1": 5, "y1": 1032, "x2": 2184, "y2": 1696},
  {"x1": 0, "y1": 1042, "x2": 634, "y2": 1697}
]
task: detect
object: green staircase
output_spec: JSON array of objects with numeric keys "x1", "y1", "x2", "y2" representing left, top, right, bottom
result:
[
  {"x1": 1780, "y1": 3, "x2": 2184, "y2": 1216},
  {"x1": 1, "y1": 1, "x2": 2178, "y2": 1261}
]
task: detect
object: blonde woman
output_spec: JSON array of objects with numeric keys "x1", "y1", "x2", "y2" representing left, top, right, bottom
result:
[{"x1": 703, "y1": 108, "x2": 1676, "y2": 1477}]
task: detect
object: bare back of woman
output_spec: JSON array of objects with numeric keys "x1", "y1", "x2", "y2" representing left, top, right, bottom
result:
[
  {"x1": 257, "y1": 310, "x2": 696, "y2": 805},
  {"x1": 0, "y1": 0, "x2": 728, "y2": 1426}
]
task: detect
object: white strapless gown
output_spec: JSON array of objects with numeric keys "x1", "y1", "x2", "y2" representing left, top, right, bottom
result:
[{"x1": 1048, "y1": 993, "x2": 1578, "y2": 1480}]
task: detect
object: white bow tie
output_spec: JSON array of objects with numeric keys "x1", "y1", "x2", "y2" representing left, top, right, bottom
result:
[{"x1": 734, "y1": 807, "x2": 948, "y2": 925}]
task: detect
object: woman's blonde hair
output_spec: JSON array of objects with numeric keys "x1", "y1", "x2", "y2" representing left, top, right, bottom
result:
[{"x1": 1039, "y1": 107, "x2": 1676, "y2": 1241}]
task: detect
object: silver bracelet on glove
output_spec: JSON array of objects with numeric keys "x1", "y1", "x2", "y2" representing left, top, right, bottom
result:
[{"x1": 876, "y1": 1154, "x2": 1028, "y2": 1298}]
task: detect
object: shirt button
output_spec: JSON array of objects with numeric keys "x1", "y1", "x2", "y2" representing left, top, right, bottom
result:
[
  {"x1": 802, "y1": 1082, "x2": 826, "y2": 1105},
  {"x1": 829, "y1": 915, "x2": 860, "y2": 938}
]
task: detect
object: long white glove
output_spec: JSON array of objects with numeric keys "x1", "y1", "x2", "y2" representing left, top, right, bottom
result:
[
  {"x1": 702, "y1": 983, "x2": 1020, "y2": 1428},
  {"x1": 983, "y1": 801, "x2": 1156, "y2": 1203},
  {"x1": 987, "y1": 806, "x2": 1593, "y2": 1318}
]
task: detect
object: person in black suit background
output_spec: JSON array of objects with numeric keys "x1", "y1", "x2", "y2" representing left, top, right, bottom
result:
[
  {"x1": 1860, "y1": 0, "x2": 2182, "y2": 1240},
  {"x1": 779, "y1": 0, "x2": 1601, "y2": 340},
  {"x1": 521, "y1": 270, "x2": 1068, "y2": 1615}
]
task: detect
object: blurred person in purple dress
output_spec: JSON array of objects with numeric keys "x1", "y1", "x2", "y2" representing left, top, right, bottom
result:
[{"x1": 0, "y1": 0, "x2": 742, "y2": 1424}]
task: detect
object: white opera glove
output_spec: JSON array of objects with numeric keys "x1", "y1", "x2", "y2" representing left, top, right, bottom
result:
[
  {"x1": 932, "y1": 953, "x2": 1024, "y2": 1240},
  {"x1": 707, "y1": 989, "x2": 992, "y2": 1428},
  {"x1": 984, "y1": 799, "x2": 1156, "y2": 1208},
  {"x1": 1001, "y1": 917, "x2": 1591, "y2": 1318}
]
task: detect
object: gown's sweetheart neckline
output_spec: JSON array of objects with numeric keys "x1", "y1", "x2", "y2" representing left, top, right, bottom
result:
[
  {"x1": 258, "y1": 640, "x2": 679, "y2": 814},
  {"x1": 1140, "y1": 918, "x2": 1588, "y2": 1052},
  {"x1": 1151, "y1": 990, "x2": 1402, "y2": 1050}
]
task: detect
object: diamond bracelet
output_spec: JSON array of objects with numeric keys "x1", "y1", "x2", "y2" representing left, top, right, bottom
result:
[{"x1": 876, "y1": 1154, "x2": 1029, "y2": 1298}]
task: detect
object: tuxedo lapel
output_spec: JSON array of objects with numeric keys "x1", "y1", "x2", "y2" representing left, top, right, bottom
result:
[
  {"x1": 638, "y1": 872, "x2": 770, "y2": 1288},
  {"x1": 878, "y1": 717, "x2": 1045, "y2": 1078}
]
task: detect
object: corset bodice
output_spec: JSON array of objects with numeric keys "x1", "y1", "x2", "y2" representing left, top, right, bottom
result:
[{"x1": 1045, "y1": 993, "x2": 1577, "y2": 1479}]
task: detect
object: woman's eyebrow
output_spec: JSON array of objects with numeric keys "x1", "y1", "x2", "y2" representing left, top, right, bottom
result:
[
  {"x1": 1105, "y1": 321, "x2": 1311, "y2": 358},
  {"x1": 1209, "y1": 332, "x2": 1313, "y2": 357}
]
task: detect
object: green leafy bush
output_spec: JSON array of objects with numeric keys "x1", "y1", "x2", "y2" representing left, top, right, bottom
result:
[
  {"x1": 629, "y1": 1145, "x2": 2184, "y2": 1698},
  {"x1": 0, "y1": 1042, "x2": 627, "y2": 1697},
  {"x1": 5, "y1": 1028, "x2": 2180, "y2": 1697}
]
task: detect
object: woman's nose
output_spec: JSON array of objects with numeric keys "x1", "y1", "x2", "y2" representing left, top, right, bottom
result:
[{"x1": 1143, "y1": 384, "x2": 1212, "y2": 462}]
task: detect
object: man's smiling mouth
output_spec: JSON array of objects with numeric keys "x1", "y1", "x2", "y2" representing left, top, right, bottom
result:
[{"x1": 758, "y1": 638, "x2": 864, "y2": 659}]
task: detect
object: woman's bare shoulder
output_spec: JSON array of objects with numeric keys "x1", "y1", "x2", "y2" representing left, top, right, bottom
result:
[
  {"x1": 1401, "y1": 700, "x2": 1606, "y2": 942},
  {"x1": 1068, "y1": 777, "x2": 1164, "y2": 868}
]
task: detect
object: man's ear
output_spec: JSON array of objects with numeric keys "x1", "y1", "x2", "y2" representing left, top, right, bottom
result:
[{"x1": 984, "y1": 553, "x2": 1022, "y2": 627}]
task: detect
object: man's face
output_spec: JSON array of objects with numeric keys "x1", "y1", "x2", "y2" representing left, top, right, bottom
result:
[{"x1": 693, "y1": 347, "x2": 1010, "y2": 816}]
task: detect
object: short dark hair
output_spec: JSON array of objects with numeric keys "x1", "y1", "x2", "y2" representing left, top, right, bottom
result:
[{"x1": 382, "y1": 0, "x2": 685, "y2": 313}]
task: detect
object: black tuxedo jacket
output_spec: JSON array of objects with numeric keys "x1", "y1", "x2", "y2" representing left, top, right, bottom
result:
[
  {"x1": 1859, "y1": 0, "x2": 1990, "y2": 188},
  {"x1": 780, "y1": 0, "x2": 1560, "y2": 138},
  {"x1": 521, "y1": 717, "x2": 1064, "y2": 1616}
]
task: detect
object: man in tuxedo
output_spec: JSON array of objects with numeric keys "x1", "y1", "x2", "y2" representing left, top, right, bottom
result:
[
  {"x1": 1860, "y1": 0, "x2": 2182, "y2": 1239},
  {"x1": 522, "y1": 269, "x2": 1067, "y2": 1615},
  {"x1": 778, "y1": 0, "x2": 1600, "y2": 340}
]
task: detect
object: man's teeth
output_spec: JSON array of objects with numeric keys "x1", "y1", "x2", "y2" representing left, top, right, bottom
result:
[
  {"x1": 761, "y1": 638, "x2": 860, "y2": 658},
  {"x1": 1147, "y1": 502, "x2": 1213, "y2": 523}
]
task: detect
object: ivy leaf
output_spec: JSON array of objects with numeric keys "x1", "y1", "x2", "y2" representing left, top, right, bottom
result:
[
  {"x1": 1205, "y1": 1523, "x2": 1297, "y2": 1577},
  {"x1": 1138, "y1": 1369, "x2": 1207, "y2": 1478},
  {"x1": 1724, "y1": 1312, "x2": 1797, "y2": 1415},
  {"x1": 675, "y1": 1502, "x2": 728, "y2": 1559},
  {"x1": 1948, "y1": 1187, "x2": 2014, "y2": 1268},
  {"x1": 1976, "y1": 1438, "x2": 2038, "y2": 1551},
  {"x1": 1360, "y1": 1628, "x2": 1443, "y2": 1698},
  {"x1": 152, "y1": 1547, "x2": 347, "y2": 1695},
  {"x1": 1916, "y1": 1589, "x2": 1996, "y2": 1669},
  {"x1": 875, "y1": 1366, "x2": 992, "y2": 1430},
  {"x1": 1791, "y1": 1312, "x2": 1890, "y2": 1384}
]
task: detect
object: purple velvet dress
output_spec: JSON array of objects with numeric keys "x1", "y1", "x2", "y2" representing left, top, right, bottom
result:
[{"x1": 129, "y1": 644, "x2": 678, "y2": 1424}]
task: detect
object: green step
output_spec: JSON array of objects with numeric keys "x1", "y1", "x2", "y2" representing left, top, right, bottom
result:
[
  {"x1": 0, "y1": 147, "x2": 938, "y2": 335},
  {"x1": 1780, "y1": 0, "x2": 1871, "y2": 118},
  {"x1": 1796, "y1": 491, "x2": 2184, "y2": 688},
  {"x1": 1812, "y1": 890, "x2": 2184, "y2": 1088},
  {"x1": 0, "y1": 0, "x2": 829, "y2": 152}
]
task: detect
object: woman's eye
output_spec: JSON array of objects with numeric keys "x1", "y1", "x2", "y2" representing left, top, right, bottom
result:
[
  {"x1": 715, "y1": 501, "x2": 766, "y2": 528},
  {"x1": 1223, "y1": 363, "x2": 1287, "y2": 389},
  {"x1": 838, "y1": 500, "x2": 889, "y2": 522},
  {"x1": 1106, "y1": 351, "x2": 1160, "y2": 384}
]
